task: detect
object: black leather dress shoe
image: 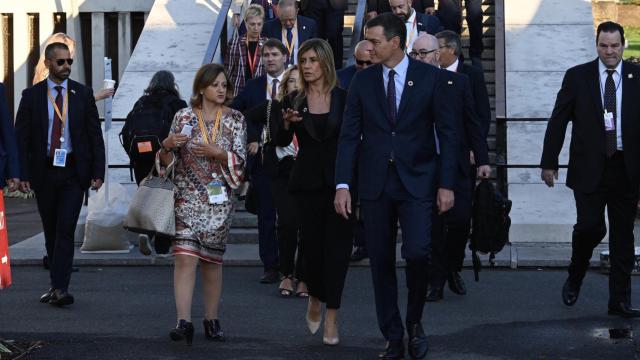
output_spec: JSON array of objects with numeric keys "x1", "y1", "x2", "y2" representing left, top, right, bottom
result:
[
  {"x1": 448, "y1": 272, "x2": 467, "y2": 295},
  {"x1": 350, "y1": 246, "x2": 369, "y2": 262},
  {"x1": 378, "y1": 340, "x2": 404, "y2": 359},
  {"x1": 48, "y1": 290, "x2": 74, "y2": 307},
  {"x1": 407, "y1": 323, "x2": 429, "y2": 359},
  {"x1": 561, "y1": 278, "x2": 580, "y2": 306},
  {"x1": 425, "y1": 284, "x2": 443, "y2": 302},
  {"x1": 608, "y1": 302, "x2": 640, "y2": 318},
  {"x1": 260, "y1": 269, "x2": 280, "y2": 284},
  {"x1": 40, "y1": 288, "x2": 54, "y2": 303}
]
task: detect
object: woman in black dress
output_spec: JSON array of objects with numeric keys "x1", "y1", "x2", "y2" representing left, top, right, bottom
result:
[{"x1": 279, "y1": 39, "x2": 354, "y2": 346}]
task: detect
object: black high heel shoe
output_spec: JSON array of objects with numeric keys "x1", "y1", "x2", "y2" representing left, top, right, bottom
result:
[
  {"x1": 203, "y1": 319, "x2": 225, "y2": 342},
  {"x1": 170, "y1": 319, "x2": 194, "y2": 345}
]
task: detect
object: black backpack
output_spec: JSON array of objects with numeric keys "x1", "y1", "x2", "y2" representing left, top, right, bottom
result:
[
  {"x1": 119, "y1": 96, "x2": 174, "y2": 178},
  {"x1": 469, "y1": 180, "x2": 512, "y2": 280}
]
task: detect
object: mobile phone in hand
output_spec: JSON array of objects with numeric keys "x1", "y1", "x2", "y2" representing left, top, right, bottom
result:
[{"x1": 180, "y1": 124, "x2": 193, "y2": 137}]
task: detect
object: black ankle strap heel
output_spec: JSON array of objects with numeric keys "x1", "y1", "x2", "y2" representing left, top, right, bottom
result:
[
  {"x1": 203, "y1": 319, "x2": 225, "y2": 342},
  {"x1": 170, "y1": 319, "x2": 194, "y2": 345}
]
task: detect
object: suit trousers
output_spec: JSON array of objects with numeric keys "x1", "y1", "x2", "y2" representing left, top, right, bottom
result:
[
  {"x1": 360, "y1": 164, "x2": 433, "y2": 341},
  {"x1": 301, "y1": 0, "x2": 344, "y2": 69},
  {"x1": 271, "y1": 158, "x2": 304, "y2": 279},
  {"x1": 254, "y1": 160, "x2": 279, "y2": 271},
  {"x1": 294, "y1": 189, "x2": 352, "y2": 308},
  {"x1": 35, "y1": 161, "x2": 85, "y2": 292},
  {"x1": 429, "y1": 171, "x2": 472, "y2": 284},
  {"x1": 570, "y1": 151, "x2": 638, "y2": 306},
  {"x1": 437, "y1": 0, "x2": 483, "y2": 57}
]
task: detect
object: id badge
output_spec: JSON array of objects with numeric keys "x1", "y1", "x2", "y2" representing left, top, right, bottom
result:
[
  {"x1": 53, "y1": 148, "x2": 67, "y2": 167},
  {"x1": 207, "y1": 180, "x2": 228, "y2": 204},
  {"x1": 604, "y1": 111, "x2": 615, "y2": 131}
]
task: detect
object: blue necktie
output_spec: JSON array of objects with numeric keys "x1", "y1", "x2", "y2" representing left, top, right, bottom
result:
[
  {"x1": 286, "y1": 28, "x2": 294, "y2": 64},
  {"x1": 387, "y1": 70, "x2": 397, "y2": 127}
]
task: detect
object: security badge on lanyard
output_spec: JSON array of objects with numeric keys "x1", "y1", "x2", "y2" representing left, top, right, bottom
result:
[
  {"x1": 604, "y1": 110, "x2": 615, "y2": 131},
  {"x1": 48, "y1": 88, "x2": 69, "y2": 167},
  {"x1": 197, "y1": 109, "x2": 229, "y2": 205}
]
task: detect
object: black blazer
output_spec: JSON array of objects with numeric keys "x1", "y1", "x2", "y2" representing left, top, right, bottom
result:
[
  {"x1": 301, "y1": 0, "x2": 347, "y2": 11},
  {"x1": 0, "y1": 83, "x2": 20, "y2": 187},
  {"x1": 540, "y1": 59, "x2": 640, "y2": 192},
  {"x1": 457, "y1": 61, "x2": 491, "y2": 139},
  {"x1": 261, "y1": 16, "x2": 318, "y2": 48},
  {"x1": 245, "y1": 99, "x2": 286, "y2": 177},
  {"x1": 15, "y1": 79, "x2": 105, "y2": 191},
  {"x1": 415, "y1": 12, "x2": 443, "y2": 35},
  {"x1": 277, "y1": 88, "x2": 346, "y2": 192},
  {"x1": 230, "y1": 75, "x2": 268, "y2": 142},
  {"x1": 442, "y1": 70, "x2": 489, "y2": 178}
]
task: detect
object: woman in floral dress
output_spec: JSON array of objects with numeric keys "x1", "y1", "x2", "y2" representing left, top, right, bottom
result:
[{"x1": 159, "y1": 63, "x2": 246, "y2": 345}]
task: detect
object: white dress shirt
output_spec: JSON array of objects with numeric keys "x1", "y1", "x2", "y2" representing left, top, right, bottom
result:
[
  {"x1": 598, "y1": 59, "x2": 623, "y2": 150},
  {"x1": 266, "y1": 73, "x2": 284, "y2": 100},
  {"x1": 405, "y1": 9, "x2": 419, "y2": 52},
  {"x1": 264, "y1": 72, "x2": 295, "y2": 159},
  {"x1": 47, "y1": 78, "x2": 72, "y2": 154},
  {"x1": 382, "y1": 54, "x2": 409, "y2": 110},
  {"x1": 445, "y1": 58, "x2": 459, "y2": 73}
]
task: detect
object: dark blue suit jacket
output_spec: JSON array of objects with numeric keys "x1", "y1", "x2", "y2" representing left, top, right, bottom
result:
[
  {"x1": 0, "y1": 83, "x2": 20, "y2": 187},
  {"x1": 416, "y1": 12, "x2": 443, "y2": 35},
  {"x1": 457, "y1": 61, "x2": 491, "y2": 139},
  {"x1": 336, "y1": 58, "x2": 459, "y2": 200},
  {"x1": 337, "y1": 65, "x2": 357, "y2": 90},
  {"x1": 441, "y1": 70, "x2": 488, "y2": 180},
  {"x1": 261, "y1": 15, "x2": 318, "y2": 54},
  {"x1": 230, "y1": 75, "x2": 268, "y2": 142},
  {"x1": 15, "y1": 79, "x2": 105, "y2": 191}
]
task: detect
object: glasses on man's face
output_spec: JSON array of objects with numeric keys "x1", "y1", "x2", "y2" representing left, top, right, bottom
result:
[
  {"x1": 55, "y1": 58, "x2": 74, "y2": 66},
  {"x1": 356, "y1": 59, "x2": 373, "y2": 66},
  {"x1": 409, "y1": 49, "x2": 437, "y2": 59}
]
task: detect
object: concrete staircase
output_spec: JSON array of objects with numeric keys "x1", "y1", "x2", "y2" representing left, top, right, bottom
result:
[{"x1": 229, "y1": 0, "x2": 498, "y2": 245}]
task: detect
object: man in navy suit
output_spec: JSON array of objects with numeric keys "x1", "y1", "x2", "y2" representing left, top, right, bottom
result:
[
  {"x1": 231, "y1": 39, "x2": 289, "y2": 284},
  {"x1": 408, "y1": 34, "x2": 491, "y2": 301},
  {"x1": 389, "y1": 0, "x2": 442, "y2": 51},
  {"x1": 0, "y1": 83, "x2": 20, "y2": 193},
  {"x1": 15, "y1": 42, "x2": 105, "y2": 307},
  {"x1": 436, "y1": 30, "x2": 491, "y2": 139},
  {"x1": 261, "y1": 0, "x2": 317, "y2": 66},
  {"x1": 337, "y1": 40, "x2": 374, "y2": 90},
  {"x1": 335, "y1": 13, "x2": 457, "y2": 359}
]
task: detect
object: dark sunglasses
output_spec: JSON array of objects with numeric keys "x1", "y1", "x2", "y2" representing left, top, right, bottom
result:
[
  {"x1": 356, "y1": 59, "x2": 373, "y2": 66},
  {"x1": 409, "y1": 49, "x2": 438, "y2": 58},
  {"x1": 55, "y1": 58, "x2": 74, "y2": 66}
]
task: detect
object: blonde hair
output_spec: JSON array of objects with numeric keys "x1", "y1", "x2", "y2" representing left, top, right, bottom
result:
[
  {"x1": 295, "y1": 39, "x2": 337, "y2": 107},
  {"x1": 244, "y1": 4, "x2": 265, "y2": 22},
  {"x1": 33, "y1": 32, "x2": 76, "y2": 85},
  {"x1": 277, "y1": 65, "x2": 298, "y2": 101}
]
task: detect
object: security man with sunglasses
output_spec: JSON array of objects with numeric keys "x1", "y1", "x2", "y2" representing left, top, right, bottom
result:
[
  {"x1": 15, "y1": 42, "x2": 105, "y2": 307},
  {"x1": 337, "y1": 40, "x2": 374, "y2": 90}
]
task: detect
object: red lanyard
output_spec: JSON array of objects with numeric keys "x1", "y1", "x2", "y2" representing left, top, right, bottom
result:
[{"x1": 246, "y1": 39, "x2": 260, "y2": 78}]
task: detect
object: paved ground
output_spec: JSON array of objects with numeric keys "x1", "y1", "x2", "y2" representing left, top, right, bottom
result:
[
  {"x1": 5, "y1": 197, "x2": 42, "y2": 246},
  {"x1": 0, "y1": 267, "x2": 638, "y2": 359}
]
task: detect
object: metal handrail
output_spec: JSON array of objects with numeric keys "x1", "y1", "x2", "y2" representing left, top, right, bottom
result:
[
  {"x1": 202, "y1": 0, "x2": 234, "y2": 65},
  {"x1": 346, "y1": 0, "x2": 367, "y2": 66}
]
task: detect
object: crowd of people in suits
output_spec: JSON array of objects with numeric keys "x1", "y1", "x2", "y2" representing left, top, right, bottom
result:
[{"x1": 4, "y1": 0, "x2": 638, "y2": 358}]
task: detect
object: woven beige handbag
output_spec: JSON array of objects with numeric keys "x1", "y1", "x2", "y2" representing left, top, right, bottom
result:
[{"x1": 124, "y1": 151, "x2": 176, "y2": 236}]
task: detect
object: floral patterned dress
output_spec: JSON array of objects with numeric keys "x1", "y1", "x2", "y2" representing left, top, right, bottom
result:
[{"x1": 169, "y1": 107, "x2": 246, "y2": 263}]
